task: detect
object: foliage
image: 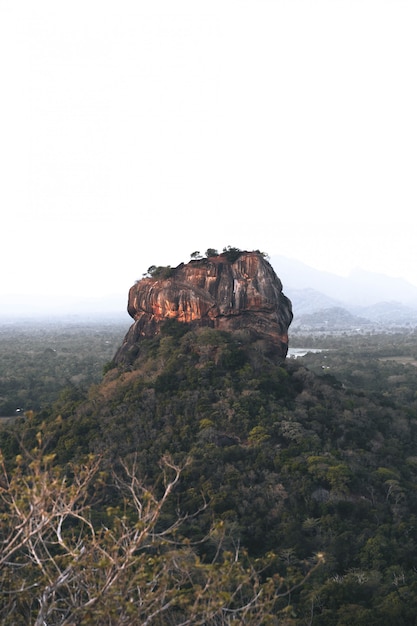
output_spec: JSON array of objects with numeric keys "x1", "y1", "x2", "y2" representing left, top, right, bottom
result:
[
  {"x1": 0, "y1": 445, "x2": 323, "y2": 625},
  {"x1": 205, "y1": 248, "x2": 219, "y2": 257},
  {"x1": 0, "y1": 320, "x2": 128, "y2": 416},
  {"x1": 222, "y1": 246, "x2": 243, "y2": 263},
  {"x1": 146, "y1": 265, "x2": 175, "y2": 279},
  {"x1": 3, "y1": 323, "x2": 417, "y2": 622}
]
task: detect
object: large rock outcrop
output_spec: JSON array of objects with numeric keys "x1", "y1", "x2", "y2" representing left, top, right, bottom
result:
[{"x1": 115, "y1": 251, "x2": 293, "y2": 364}]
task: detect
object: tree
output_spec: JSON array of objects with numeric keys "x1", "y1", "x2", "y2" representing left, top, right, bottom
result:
[
  {"x1": 0, "y1": 444, "x2": 323, "y2": 625},
  {"x1": 205, "y1": 248, "x2": 218, "y2": 258},
  {"x1": 147, "y1": 265, "x2": 174, "y2": 279},
  {"x1": 222, "y1": 246, "x2": 243, "y2": 263}
]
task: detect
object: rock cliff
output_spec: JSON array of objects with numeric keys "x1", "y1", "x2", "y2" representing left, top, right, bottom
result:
[{"x1": 115, "y1": 251, "x2": 293, "y2": 365}]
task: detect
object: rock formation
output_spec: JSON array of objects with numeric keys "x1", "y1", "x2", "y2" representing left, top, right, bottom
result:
[{"x1": 114, "y1": 250, "x2": 293, "y2": 365}]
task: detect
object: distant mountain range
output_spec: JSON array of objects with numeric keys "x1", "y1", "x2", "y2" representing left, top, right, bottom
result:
[{"x1": 270, "y1": 255, "x2": 417, "y2": 330}]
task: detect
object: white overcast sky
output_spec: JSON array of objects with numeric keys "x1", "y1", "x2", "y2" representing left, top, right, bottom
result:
[{"x1": 1, "y1": 0, "x2": 416, "y2": 298}]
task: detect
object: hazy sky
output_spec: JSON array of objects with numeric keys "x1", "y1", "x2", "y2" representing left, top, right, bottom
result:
[{"x1": 1, "y1": 1, "x2": 416, "y2": 299}]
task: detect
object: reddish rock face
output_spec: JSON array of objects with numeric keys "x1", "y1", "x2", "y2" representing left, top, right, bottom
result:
[{"x1": 115, "y1": 251, "x2": 293, "y2": 364}]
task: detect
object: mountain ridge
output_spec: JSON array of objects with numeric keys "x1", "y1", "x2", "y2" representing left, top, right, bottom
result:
[
  {"x1": 270, "y1": 255, "x2": 417, "y2": 328},
  {"x1": 271, "y1": 255, "x2": 417, "y2": 307}
]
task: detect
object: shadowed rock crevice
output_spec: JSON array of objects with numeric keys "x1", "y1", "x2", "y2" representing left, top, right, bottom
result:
[{"x1": 115, "y1": 251, "x2": 293, "y2": 365}]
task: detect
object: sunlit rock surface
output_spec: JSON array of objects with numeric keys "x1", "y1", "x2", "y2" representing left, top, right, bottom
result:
[{"x1": 115, "y1": 251, "x2": 293, "y2": 364}]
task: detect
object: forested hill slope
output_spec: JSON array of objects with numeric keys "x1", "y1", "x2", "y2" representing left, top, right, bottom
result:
[{"x1": 2, "y1": 318, "x2": 417, "y2": 624}]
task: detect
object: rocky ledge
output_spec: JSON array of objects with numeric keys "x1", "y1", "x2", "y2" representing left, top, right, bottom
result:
[{"x1": 114, "y1": 250, "x2": 293, "y2": 364}]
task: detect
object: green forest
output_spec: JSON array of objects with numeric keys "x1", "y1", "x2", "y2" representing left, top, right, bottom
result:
[{"x1": 2, "y1": 319, "x2": 417, "y2": 624}]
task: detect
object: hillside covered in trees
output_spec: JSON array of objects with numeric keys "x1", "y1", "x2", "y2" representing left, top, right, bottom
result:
[{"x1": 2, "y1": 316, "x2": 417, "y2": 624}]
